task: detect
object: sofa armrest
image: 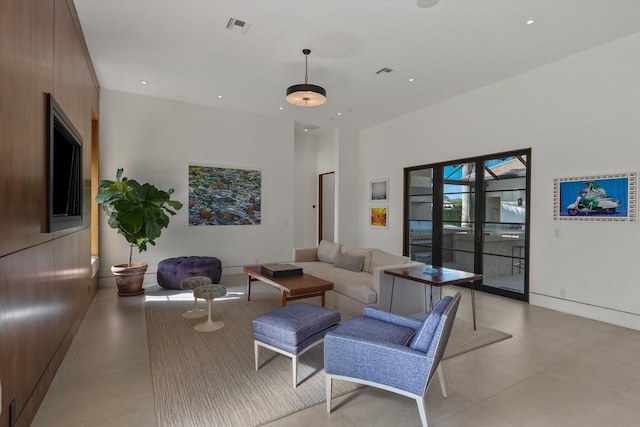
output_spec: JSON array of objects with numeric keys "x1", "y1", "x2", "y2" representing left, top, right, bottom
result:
[
  {"x1": 363, "y1": 306, "x2": 422, "y2": 330},
  {"x1": 372, "y1": 261, "x2": 425, "y2": 313},
  {"x1": 293, "y1": 247, "x2": 319, "y2": 262}
]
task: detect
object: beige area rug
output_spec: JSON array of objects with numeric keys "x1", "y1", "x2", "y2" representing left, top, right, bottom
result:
[{"x1": 145, "y1": 284, "x2": 511, "y2": 427}]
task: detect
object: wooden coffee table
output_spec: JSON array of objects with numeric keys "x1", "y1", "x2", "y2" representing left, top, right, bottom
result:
[{"x1": 243, "y1": 266, "x2": 334, "y2": 307}]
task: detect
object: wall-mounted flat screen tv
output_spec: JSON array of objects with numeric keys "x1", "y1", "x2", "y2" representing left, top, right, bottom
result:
[{"x1": 47, "y1": 93, "x2": 83, "y2": 232}]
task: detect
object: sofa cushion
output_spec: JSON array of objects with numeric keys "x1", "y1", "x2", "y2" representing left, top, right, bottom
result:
[
  {"x1": 252, "y1": 303, "x2": 341, "y2": 350},
  {"x1": 295, "y1": 261, "x2": 377, "y2": 305},
  {"x1": 342, "y1": 246, "x2": 372, "y2": 272},
  {"x1": 317, "y1": 240, "x2": 341, "y2": 263},
  {"x1": 369, "y1": 249, "x2": 408, "y2": 273},
  {"x1": 328, "y1": 316, "x2": 416, "y2": 347},
  {"x1": 409, "y1": 295, "x2": 452, "y2": 353},
  {"x1": 334, "y1": 252, "x2": 364, "y2": 272}
]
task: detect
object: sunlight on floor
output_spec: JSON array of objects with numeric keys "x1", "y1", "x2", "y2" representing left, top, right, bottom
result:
[{"x1": 144, "y1": 289, "x2": 245, "y2": 302}]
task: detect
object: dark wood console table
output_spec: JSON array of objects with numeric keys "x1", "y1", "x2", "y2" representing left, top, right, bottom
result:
[{"x1": 384, "y1": 266, "x2": 483, "y2": 330}]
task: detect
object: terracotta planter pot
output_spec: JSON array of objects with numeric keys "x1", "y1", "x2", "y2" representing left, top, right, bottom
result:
[{"x1": 111, "y1": 263, "x2": 148, "y2": 297}]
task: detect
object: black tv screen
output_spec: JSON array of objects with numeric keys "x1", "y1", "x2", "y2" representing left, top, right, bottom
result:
[{"x1": 47, "y1": 93, "x2": 83, "y2": 232}]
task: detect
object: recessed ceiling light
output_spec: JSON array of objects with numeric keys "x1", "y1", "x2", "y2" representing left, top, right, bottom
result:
[
  {"x1": 218, "y1": 95, "x2": 223, "y2": 99},
  {"x1": 140, "y1": 80, "x2": 148, "y2": 85},
  {"x1": 409, "y1": 78, "x2": 415, "y2": 82},
  {"x1": 337, "y1": 112, "x2": 342, "y2": 116},
  {"x1": 526, "y1": 19, "x2": 535, "y2": 25},
  {"x1": 304, "y1": 128, "x2": 309, "y2": 132}
]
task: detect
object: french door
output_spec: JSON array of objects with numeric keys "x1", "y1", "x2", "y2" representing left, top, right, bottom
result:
[{"x1": 404, "y1": 149, "x2": 530, "y2": 302}]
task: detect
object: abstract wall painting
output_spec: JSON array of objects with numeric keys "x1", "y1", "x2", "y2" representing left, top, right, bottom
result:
[
  {"x1": 188, "y1": 165, "x2": 261, "y2": 225},
  {"x1": 553, "y1": 172, "x2": 637, "y2": 222},
  {"x1": 370, "y1": 205, "x2": 388, "y2": 228}
]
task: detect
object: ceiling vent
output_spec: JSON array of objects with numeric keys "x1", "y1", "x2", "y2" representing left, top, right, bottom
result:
[
  {"x1": 376, "y1": 67, "x2": 394, "y2": 75},
  {"x1": 226, "y1": 18, "x2": 251, "y2": 34}
]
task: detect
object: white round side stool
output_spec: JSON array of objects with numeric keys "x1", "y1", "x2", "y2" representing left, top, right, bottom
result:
[
  {"x1": 180, "y1": 276, "x2": 212, "y2": 318},
  {"x1": 193, "y1": 284, "x2": 227, "y2": 332}
]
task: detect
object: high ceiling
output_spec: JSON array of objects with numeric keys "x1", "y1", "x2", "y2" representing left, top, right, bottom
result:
[{"x1": 74, "y1": 0, "x2": 640, "y2": 135}]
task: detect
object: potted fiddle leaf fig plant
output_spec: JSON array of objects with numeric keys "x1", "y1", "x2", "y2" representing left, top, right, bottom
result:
[{"x1": 96, "y1": 168, "x2": 183, "y2": 296}]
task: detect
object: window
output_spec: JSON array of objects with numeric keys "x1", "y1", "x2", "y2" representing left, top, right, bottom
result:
[{"x1": 404, "y1": 149, "x2": 530, "y2": 302}]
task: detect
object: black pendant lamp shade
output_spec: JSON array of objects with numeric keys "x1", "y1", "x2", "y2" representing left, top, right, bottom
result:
[{"x1": 286, "y1": 49, "x2": 327, "y2": 106}]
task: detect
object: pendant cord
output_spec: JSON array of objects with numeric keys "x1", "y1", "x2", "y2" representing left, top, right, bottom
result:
[{"x1": 305, "y1": 54, "x2": 309, "y2": 84}]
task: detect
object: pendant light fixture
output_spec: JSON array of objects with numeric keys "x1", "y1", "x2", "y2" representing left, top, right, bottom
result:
[
  {"x1": 417, "y1": 0, "x2": 440, "y2": 7},
  {"x1": 286, "y1": 49, "x2": 326, "y2": 107}
]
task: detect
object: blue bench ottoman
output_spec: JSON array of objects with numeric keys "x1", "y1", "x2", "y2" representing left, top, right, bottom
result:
[{"x1": 252, "y1": 303, "x2": 341, "y2": 388}]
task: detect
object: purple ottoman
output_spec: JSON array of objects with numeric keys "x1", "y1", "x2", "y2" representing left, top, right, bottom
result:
[{"x1": 157, "y1": 256, "x2": 222, "y2": 290}]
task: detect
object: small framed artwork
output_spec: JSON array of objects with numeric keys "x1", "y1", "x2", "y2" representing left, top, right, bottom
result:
[
  {"x1": 370, "y1": 205, "x2": 388, "y2": 228},
  {"x1": 553, "y1": 172, "x2": 637, "y2": 222},
  {"x1": 370, "y1": 178, "x2": 389, "y2": 202}
]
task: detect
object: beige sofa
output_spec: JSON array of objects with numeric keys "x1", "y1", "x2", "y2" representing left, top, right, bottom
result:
[{"x1": 293, "y1": 240, "x2": 426, "y2": 318}]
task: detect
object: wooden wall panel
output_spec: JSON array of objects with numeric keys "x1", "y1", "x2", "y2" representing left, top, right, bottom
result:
[
  {"x1": 53, "y1": 0, "x2": 81, "y2": 125},
  {"x1": 0, "y1": 0, "x2": 54, "y2": 256},
  {"x1": 0, "y1": 0, "x2": 100, "y2": 426},
  {"x1": 0, "y1": 243, "x2": 55, "y2": 423}
]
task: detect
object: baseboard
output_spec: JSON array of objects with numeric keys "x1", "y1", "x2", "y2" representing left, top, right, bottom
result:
[{"x1": 530, "y1": 292, "x2": 640, "y2": 331}]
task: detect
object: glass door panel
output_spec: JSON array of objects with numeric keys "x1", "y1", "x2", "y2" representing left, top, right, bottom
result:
[
  {"x1": 480, "y1": 156, "x2": 528, "y2": 296},
  {"x1": 407, "y1": 168, "x2": 433, "y2": 263},
  {"x1": 403, "y1": 149, "x2": 530, "y2": 302},
  {"x1": 442, "y1": 163, "x2": 476, "y2": 270}
]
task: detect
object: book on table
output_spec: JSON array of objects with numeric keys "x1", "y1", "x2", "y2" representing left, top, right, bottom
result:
[{"x1": 260, "y1": 263, "x2": 303, "y2": 277}]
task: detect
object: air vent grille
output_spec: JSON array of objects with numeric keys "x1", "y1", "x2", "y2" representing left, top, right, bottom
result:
[
  {"x1": 376, "y1": 67, "x2": 394, "y2": 75},
  {"x1": 226, "y1": 18, "x2": 251, "y2": 33}
]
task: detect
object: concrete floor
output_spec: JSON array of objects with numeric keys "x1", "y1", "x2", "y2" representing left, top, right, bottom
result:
[{"x1": 33, "y1": 274, "x2": 640, "y2": 426}]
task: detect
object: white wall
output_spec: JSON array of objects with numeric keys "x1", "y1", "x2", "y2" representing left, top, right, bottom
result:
[
  {"x1": 293, "y1": 133, "x2": 318, "y2": 248},
  {"x1": 98, "y1": 89, "x2": 295, "y2": 285},
  {"x1": 303, "y1": 129, "x2": 360, "y2": 247},
  {"x1": 359, "y1": 33, "x2": 640, "y2": 329},
  {"x1": 336, "y1": 129, "x2": 360, "y2": 247}
]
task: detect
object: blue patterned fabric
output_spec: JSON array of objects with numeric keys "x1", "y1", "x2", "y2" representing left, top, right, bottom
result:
[
  {"x1": 253, "y1": 324, "x2": 338, "y2": 354},
  {"x1": 325, "y1": 293, "x2": 460, "y2": 397},
  {"x1": 363, "y1": 306, "x2": 423, "y2": 330},
  {"x1": 326, "y1": 316, "x2": 416, "y2": 346},
  {"x1": 252, "y1": 303, "x2": 341, "y2": 350},
  {"x1": 409, "y1": 296, "x2": 452, "y2": 353}
]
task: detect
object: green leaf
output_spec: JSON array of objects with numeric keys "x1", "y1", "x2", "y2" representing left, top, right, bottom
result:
[
  {"x1": 167, "y1": 200, "x2": 183, "y2": 210},
  {"x1": 95, "y1": 190, "x2": 118, "y2": 204},
  {"x1": 94, "y1": 168, "x2": 183, "y2": 259},
  {"x1": 119, "y1": 210, "x2": 144, "y2": 236}
]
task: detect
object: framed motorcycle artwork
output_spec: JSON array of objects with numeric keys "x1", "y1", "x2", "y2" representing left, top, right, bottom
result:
[{"x1": 553, "y1": 172, "x2": 637, "y2": 222}]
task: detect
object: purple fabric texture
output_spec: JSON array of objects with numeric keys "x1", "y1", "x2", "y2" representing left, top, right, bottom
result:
[{"x1": 157, "y1": 256, "x2": 222, "y2": 289}]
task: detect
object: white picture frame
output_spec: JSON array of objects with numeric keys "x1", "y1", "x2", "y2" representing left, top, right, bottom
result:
[
  {"x1": 370, "y1": 178, "x2": 388, "y2": 202},
  {"x1": 370, "y1": 205, "x2": 388, "y2": 229}
]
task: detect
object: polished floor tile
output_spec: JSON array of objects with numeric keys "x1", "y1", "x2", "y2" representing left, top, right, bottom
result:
[{"x1": 33, "y1": 276, "x2": 640, "y2": 427}]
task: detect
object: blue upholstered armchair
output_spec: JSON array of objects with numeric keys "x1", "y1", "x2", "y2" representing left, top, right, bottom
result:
[{"x1": 324, "y1": 292, "x2": 461, "y2": 427}]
